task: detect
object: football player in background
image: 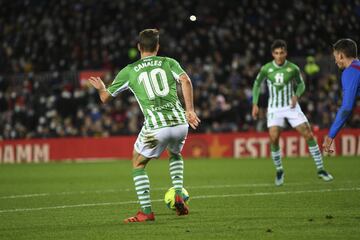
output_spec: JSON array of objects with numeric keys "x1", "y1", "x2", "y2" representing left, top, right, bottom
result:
[
  {"x1": 323, "y1": 39, "x2": 360, "y2": 152},
  {"x1": 252, "y1": 39, "x2": 333, "y2": 186}
]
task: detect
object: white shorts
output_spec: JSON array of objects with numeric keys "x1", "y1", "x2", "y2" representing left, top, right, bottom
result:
[
  {"x1": 267, "y1": 104, "x2": 308, "y2": 128},
  {"x1": 134, "y1": 124, "x2": 188, "y2": 159}
]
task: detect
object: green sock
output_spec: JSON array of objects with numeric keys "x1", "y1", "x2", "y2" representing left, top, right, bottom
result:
[
  {"x1": 270, "y1": 144, "x2": 283, "y2": 171},
  {"x1": 132, "y1": 168, "x2": 152, "y2": 214},
  {"x1": 169, "y1": 153, "x2": 184, "y2": 196},
  {"x1": 271, "y1": 144, "x2": 280, "y2": 152},
  {"x1": 307, "y1": 138, "x2": 324, "y2": 170}
]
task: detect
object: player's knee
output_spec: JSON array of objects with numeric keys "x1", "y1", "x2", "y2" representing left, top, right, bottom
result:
[
  {"x1": 269, "y1": 128, "x2": 280, "y2": 141},
  {"x1": 132, "y1": 153, "x2": 150, "y2": 168},
  {"x1": 269, "y1": 134, "x2": 280, "y2": 144},
  {"x1": 303, "y1": 130, "x2": 314, "y2": 140},
  {"x1": 133, "y1": 163, "x2": 145, "y2": 169},
  {"x1": 132, "y1": 160, "x2": 147, "y2": 168}
]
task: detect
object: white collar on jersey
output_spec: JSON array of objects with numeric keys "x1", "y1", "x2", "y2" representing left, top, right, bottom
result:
[
  {"x1": 142, "y1": 55, "x2": 156, "y2": 60},
  {"x1": 272, "y1": 60, "x2": 288, "y2": 68}
]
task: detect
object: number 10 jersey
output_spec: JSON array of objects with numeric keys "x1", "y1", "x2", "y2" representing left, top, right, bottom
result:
[{"x1": 107, "y1": 56, "x2": 187, "y2": 130}]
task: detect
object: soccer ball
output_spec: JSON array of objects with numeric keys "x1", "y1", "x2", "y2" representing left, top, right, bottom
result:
[{"x1": 164, "y1": 187, "x2": 190, "y2": 210}]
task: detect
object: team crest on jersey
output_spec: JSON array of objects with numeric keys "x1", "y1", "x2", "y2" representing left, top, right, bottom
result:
[
  {"x1": 286, "y1": 67, "x2": 292, "y2": 72},
  {"x1": 268, "y1": 68, "x2": 274, "y2": 73}
]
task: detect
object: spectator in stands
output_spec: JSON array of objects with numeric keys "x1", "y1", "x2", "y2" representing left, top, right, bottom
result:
[{"x1": 0, "y1": 0, "x2": 359, "y2": 139}]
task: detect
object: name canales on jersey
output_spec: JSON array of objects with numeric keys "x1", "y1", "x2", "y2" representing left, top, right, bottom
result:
[{"x1": 134, "y1": 60, "x2": 162, "y2": 72}]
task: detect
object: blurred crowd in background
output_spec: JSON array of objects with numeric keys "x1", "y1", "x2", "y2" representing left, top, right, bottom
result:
[{"x1": 1, "y1": 0, "x2": 360, "y2": 139}]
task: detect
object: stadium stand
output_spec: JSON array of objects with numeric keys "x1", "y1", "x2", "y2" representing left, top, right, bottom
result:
[{"x1": 0, "y1": 0, "x2": 359, "y2": 139}]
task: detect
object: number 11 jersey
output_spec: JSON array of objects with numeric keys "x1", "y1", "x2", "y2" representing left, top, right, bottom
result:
[{"x1": 253, "y1": 60, "x2": 305, "y2": 112}]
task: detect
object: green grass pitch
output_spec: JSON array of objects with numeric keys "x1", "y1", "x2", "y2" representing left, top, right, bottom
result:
[{"x1": 0, "y1": 156, "x2": 360, "y2": 240}]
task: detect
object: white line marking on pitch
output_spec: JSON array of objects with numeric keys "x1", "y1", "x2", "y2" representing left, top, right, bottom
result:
[
  {"x1": 0, "y1": 180, "x2": 357, "y2": 200},
  {"x1": 0, "y1": 182, "x2": 315, "y2": 199},
  {"x1": 0, "y1": 187, "x2": 359, "y2": 214}
]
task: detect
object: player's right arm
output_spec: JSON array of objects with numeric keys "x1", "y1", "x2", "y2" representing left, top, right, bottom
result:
[
  {"x1": 252, "y1": 66, "x2": 267, "y2": 120},
  {"x1": 328, "y1": 69, "x2": 359, "y2": 138},
  {"x1": 89, "y1": 66, "x2": 130, "y2": 104},
  {"x1": 88, "y1": 77, "x2": 111, "y2": 103},
  {"x1": 323, "y1": 68, "x2": 359, "y2": 153}
]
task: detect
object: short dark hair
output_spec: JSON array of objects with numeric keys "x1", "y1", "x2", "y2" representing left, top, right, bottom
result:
[
  {"x1": 333, "y1": 38, "x2": 358, "y2": 58},
  {"x1": 271, "y1": 39, "x2": 287, "y2": 52},
  {"x1": 139, "y1": 29, "x2": 159, "y2": 52}
]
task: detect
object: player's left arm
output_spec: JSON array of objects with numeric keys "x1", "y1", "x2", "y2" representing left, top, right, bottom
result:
[
  {"x1": 168, "y1": 57, "x2": 200, "y2": 129},
  {"x1": 179, "y1": 73, "x2": 200, "y2": 129},
  {"x1": 328, "y1": 69, "x2": 359, "y2": 139},
  {"x1": 292, "y1": 66, "x2": 305, "y2": 108},
  {"x1": 89, "y1": 67, "x2": 130, "y2": 104}
]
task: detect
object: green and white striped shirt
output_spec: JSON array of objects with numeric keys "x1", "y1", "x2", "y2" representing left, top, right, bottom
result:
[
  {"x1": 107, "y1": 56, "x2": 187, "y2": 130},
  {"x1": 252, "y1": 60, "x2": 305, "y2": 111}
]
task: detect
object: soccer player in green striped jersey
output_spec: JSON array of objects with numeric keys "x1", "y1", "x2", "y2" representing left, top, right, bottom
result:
[
  {"x1": 89, "y1": 29, "x2": 200, "y2": 222},
  {"x1": 252, "y1": 39, "x2": 333, "y2": 186}
]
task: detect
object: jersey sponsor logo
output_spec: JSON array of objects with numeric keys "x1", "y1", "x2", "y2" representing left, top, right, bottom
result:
[
  {"x1": 134, "y1": 60, "x2": 162, "y2": 72},
  {"x1": 149, "y1": 102, "x2": 175, "y2": 112},
  {"x1": 268, "y1": 68, "x2": 274, "y2": 73}
]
